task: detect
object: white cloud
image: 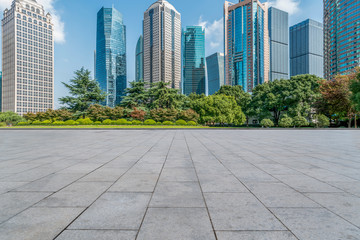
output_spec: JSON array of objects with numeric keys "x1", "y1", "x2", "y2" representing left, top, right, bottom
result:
[
  {"x1": 269, "y1": 0, "x2": 301, "y2": 15},
  {"x1": 0, "y1": 0, "x2": 65, "y2": 43},
  {"x1": 197, "y1": 16, "x2": 223, "y2": 52}
]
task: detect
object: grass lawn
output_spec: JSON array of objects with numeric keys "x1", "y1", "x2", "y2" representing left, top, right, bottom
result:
[{"x1": 2, "y1": 125, "x2": 211, "y2": 129}]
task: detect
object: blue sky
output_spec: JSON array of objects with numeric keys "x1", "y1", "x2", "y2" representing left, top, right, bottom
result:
[{"x1": 0, "y1": 0, "x2": 323, "y2": 108}]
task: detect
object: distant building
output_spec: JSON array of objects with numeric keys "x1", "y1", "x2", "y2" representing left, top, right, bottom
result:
[
  {"x1": 0, "y1": 71, "x2": 2, "y2": 112},
  {"x1": 1, "y1": 0, "x2": 54, "y2": 115},
  {"x1": 206, "y1": 53, "x2": 224, "y2": 95},
  {"x1": 182, "y1": 26, "x2": 206, "y2": 95},
  {"x1": 268, "y1": 7, "x2": 289, "y2": 81},
  {"x1": 324, "y1": 0, "x2": 360, "y2": 79},
  {"x1": 96, "y1": 7, "x2": 127, "y2": 107},
  {"x1": 290, "y1": 19, "x2": 324, "y2": 78},
  {"x1": 143, "y1": 0, "x2": 181, "y2": 89},
  {"x1": 224, "y1": 0, "x2": 270, "y2": 93},
  {"x1": 135, "y1": 35, "x2": 144, "y2": 82}
]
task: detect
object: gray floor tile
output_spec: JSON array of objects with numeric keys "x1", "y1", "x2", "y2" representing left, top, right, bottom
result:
[
  {"x1": 272, "y1": 207, "x2": 360, "y2": 240},
  {"x1": 216, "y1": 231, "x2": 298, "y2": 240},
  {"x1": 150, "y1": 181, "x2": 205, "y2": 208},
  {"x1": 137, "y1": 208, "x2": 216, "y2": 240},
  {"x1": 305, "y1": 192, "x2": 360, "y2": 227},
  {"x1": 69, "y1": 192, "x2": 151, "y2": 230},
  {"x1": 36, "y1": 182, "x2": 112, "y2": 207},
  {"x1": 0, "y1": 207, "x2": 84, "y2": 240},
  {"x1": 55, "y1": 230, "x2": 137, "y2": 240},
  {"x1": 0, "y1": 192, "x2": 51, "y2": 223},
  {"x1": 205, "y1": 193, "x2": 285, "y2": 231},
  {"x1": 109, "y1": 173, "x2": 159, "y2": 192},
  {"x1": 246, "y1": 182, "x2": 319, "y2": 208}
]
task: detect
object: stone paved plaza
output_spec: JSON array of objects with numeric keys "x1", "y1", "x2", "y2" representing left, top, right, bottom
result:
[{"x1": 0, "y1": 130, "x2": 360, "y2": 240}]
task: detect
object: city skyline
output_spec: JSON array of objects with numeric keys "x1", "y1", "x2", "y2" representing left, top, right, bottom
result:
[{"x1": 0, "y1": 0, "x2": 330, "y2": 108}]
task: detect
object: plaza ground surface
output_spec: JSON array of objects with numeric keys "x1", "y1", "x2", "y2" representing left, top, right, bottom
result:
[{"x1": 0, "y1": 130, "x2": 359, "y2": 240}]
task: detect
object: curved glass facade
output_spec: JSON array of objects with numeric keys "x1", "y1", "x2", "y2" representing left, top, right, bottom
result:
[
  {"x1": 182, "y1": 26, "x2": 206, "y2": 95},
  {"x1": 96, "y1": 7, "x2": 127, "y2": 107},
  {"x1": 324, "y1": 0, "x2": 360, "y2": 79},
  {"x1": 135, "y1": 35, "x2": 144, "y2": 82}
]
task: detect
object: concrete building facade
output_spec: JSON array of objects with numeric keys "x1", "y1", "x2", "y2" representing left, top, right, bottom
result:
[
  {"x1": 143, "y1": 0, "x2": 181, "y2": 89},
  {"x1": 1, "y1": 0, "x2": 54, "y2": 115}
]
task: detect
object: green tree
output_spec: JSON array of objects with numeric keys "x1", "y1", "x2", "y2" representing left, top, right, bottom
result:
[
  {"x1": 86, "y1": 104, "x2": 108, "y2": 121},
  {"x1": 59, "y1": 68, "x2": 106, "y2": 116},
  {"x1": 120, "y1": 81, "x2": 147, "y2": 108},
  {"x1": 260, "y1": 119, "x2": 274, "y2": 128},
  {"x1": 215, "y1": 85, "x2": 253, "y2": 126},
  {"x1": 147, "y1": 82, "x2": 185, "y2": 110},
  {"x1": 251, "y1": 75, "x2": 321, "y2": 125},
  {"x1": 190, "y1": 95, "x2": 246, "y2": 126},
  {"x1": 150, "y1": 108, "x2": 179, "y2": 122},
  {"x1": 0, "y1": 112, "x2": 25, "y2": 125},
  {"x1": 313, "y1": 114, "x2": 330, "y2": 128},
  {"x1": 293, "y1": 116, "x2": 309, "y2": 128},
  {"x1": 279, "y1": 114, "x2": 293, "y2": 128},
  {"x1": 318, "y1": 73, "x2": 355, "y2": 127}
]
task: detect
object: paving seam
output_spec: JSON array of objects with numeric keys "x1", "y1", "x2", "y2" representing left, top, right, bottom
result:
[
  {"x1": 192, "y1": 132, "x2": 300, "y2": 240},
  {"x1": 51, "y1": 131, "x2": 169, "y2": 239},
  {"x1": 198, "y1": 131, "x2": 360, "y2": 231},
  {"x1": 134, "y1": 131, "x2": 176, "y2": 240}
]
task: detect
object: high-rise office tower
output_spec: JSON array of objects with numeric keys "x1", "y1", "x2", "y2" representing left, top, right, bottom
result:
[
  {"x1": 268, "y1": 7, "x2": 289, "y2": 81},
  {"x1": 182, "y1": 26, "x2": 206, "y2": 95},
  {"x1": 290, "y1": 19, "x2": 324, "y2": 78},
  {"x1": 0, "y1": 71, "x2": 2, "y2": 112},
  {"x1": 136, "y1": 35, "x2": 144, "y2": 82},
  {"x1": 206, "y1": 53, "x2": 224, "y2": 95},
  {"x1": 143, "y1": 0, "x2": 181, "y2": 89},
  {"x1": 1, "y1": 0, "x2": 54, "y2": 115},
  {"x1": 96, "y1": 7, "x2": 127, "y2": 107},
  {"x1": 324, "y1": 0, "x2": 360, "y2": 80},
  {"x1": 224, "y1": 0, "x2": 270, "y2": 93}
]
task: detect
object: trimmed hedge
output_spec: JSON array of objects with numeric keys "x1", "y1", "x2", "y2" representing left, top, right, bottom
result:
[
  {"x1": 132, "y1": 120, "x2": 142, "y2": 125},
  {"x1": 64, "y1": 120, "x2": 79, "y2": 125},
  {"x1": 144, "y1": 119, "x2": 156, "y2": 125},
  {"x1": 162, "y1": 121, "x2": 174, "y2": 125},
  {"x1": 175, "y1": 120, "x2": 187, "y2": 125},
  {"x1": 187, "y1": 121, "x2": 197, "y2": 126},
  {"x1": 76, "y1": 118, "x2": 93, "y2": 125}
]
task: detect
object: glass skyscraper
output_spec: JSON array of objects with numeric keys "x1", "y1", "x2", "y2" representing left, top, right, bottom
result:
[
  {"x1": 324, "y1": 0, "x2": 360, "y2": 79},
  {"x1": 136, "y1": 35, "x2": 144, "y2": 82},
  {"x1": 224, "y1": 0, "x2": 270, "y2": 93},
  {"x1": 96, "y1": 7, "x2": 127, "y2": 107},
  {"x1": 206, "y1": 53, "x2": 224, "y2": 95},
  {"x1": 290, "y1": 19, "x2": 324, "y2": 78},
  {"x1": 268, "y1": 7, "x2": 289, "y2": 81},
  {"x1": 182, "y1": 26, "x2": 206, "y2": 95}
]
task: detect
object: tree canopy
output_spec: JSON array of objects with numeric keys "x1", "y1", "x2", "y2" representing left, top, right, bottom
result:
[{"x1": 59, "y1": 68, "x2": 106, "y2": 114}]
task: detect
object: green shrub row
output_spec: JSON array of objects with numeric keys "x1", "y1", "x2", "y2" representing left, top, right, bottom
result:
[{"x1": 16, "y1": 119, "x2": 198, "y2": 126}]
